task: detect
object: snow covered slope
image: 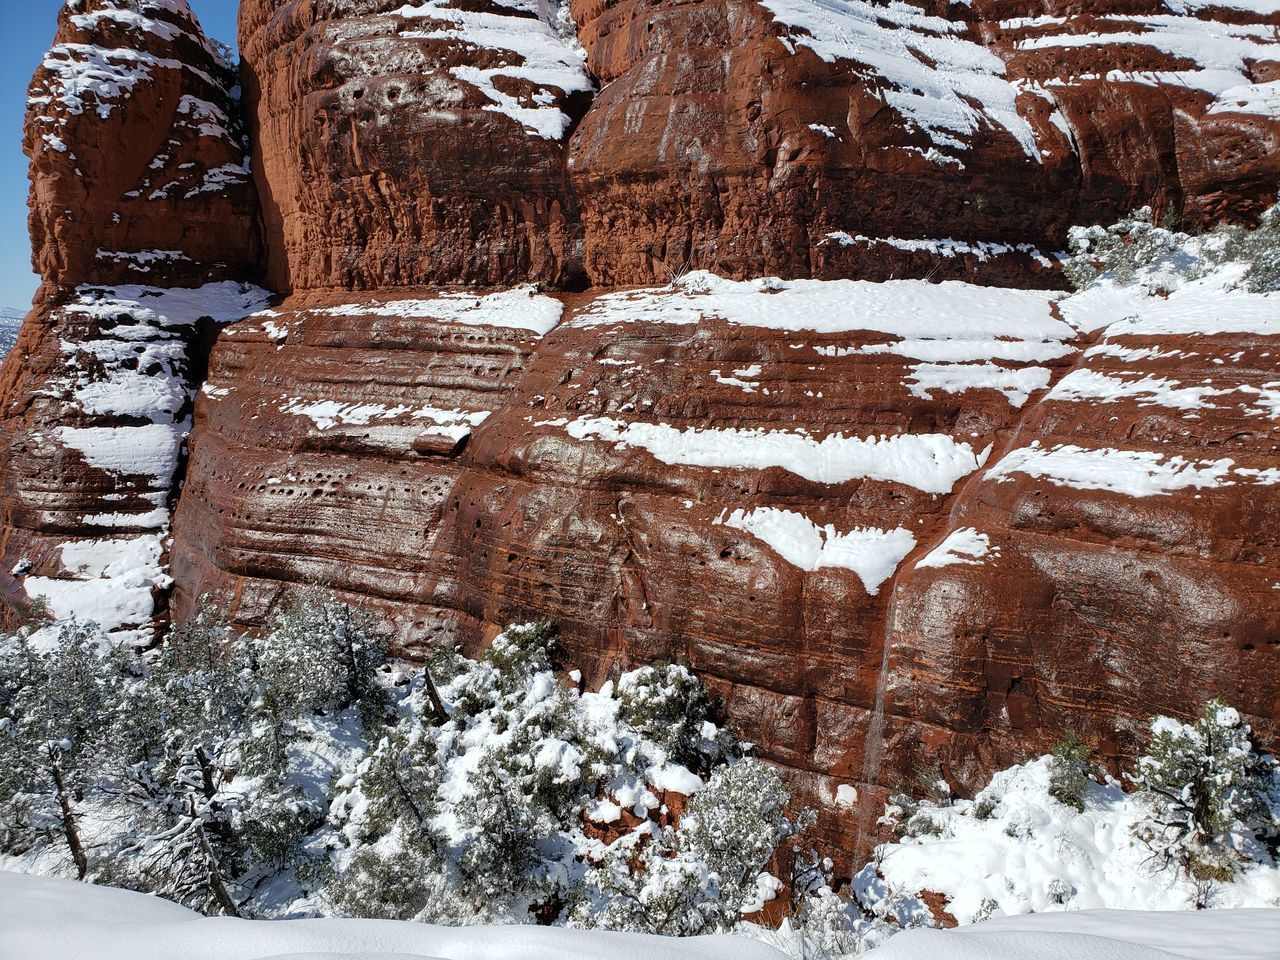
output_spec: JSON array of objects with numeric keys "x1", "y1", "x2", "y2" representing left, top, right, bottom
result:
[
  {"x1": 3, "y1": 869, "x2": 1278, "y2": 960},
  {"x1": 862, "y1": 909, "x2": 1280, "y2": 960},
  {"x1": 0, "y1": 870, "x2": 787, "y2": 960},
  {"x1": 858, "y1": 757, "x2": 1280, "y2": 921},
  {"x1": 0, "y1": 308, "x2": 21, "y2": 358}
]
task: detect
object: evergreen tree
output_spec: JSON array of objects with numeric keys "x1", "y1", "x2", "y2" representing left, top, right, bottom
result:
[
  {"x1": 0, "y1": 621, "x2": 124, "y2": 878},
  {"x1": 1047, "y1": 733, "x2": 1094, "y2": 812},
  {"x1": 1131, "y1": 700, "x2": 1280, "y2": 879},
  {"x1": 108, "y1": 604, "x2": 256, "y2": 914}
]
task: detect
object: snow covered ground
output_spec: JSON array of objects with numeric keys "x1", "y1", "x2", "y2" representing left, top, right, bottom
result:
[
  {"x1": 3, "y1": 870, "x2": 1277, "y2": 960},
  {"x1": 857, "y1": 757, "x2": 1280, "y2": 921},
  {"x1": 0, "y1": 870, "x2": 784, "y2": 960},
  {"x1": 859, "y1": 909, "x2": 1280, "y2": 960},
  {"x1": 0, "y1": 306, "x2": 21, "y2": 357}
]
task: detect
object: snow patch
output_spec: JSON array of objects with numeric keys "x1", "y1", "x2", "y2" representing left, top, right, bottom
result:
[
  {"x1": 570, "y1": 273, "x2": 1070, "y2": 341},
  {"x1": 719, "y1": 507, "x2": 916, "y2": 595},
  {"x1": 395, "y1": 1, "x2": 593, "y2": 139},
  {"x1": 825, "y1": 232, "x2": 1055, "y2": 267},
  {"x1": 758, "y1": 0, "x2": 1042, "y2": 163},
  {"x1": 985, "y1": 444, "x2": 1237, "y2": 496},
  {"x1": 281, "y1": 398, "x2": 490, "y2": 441},
  {"x1": 907, "y1": 362, "x2": 1051, "y2": 408},
  {"x1": 559, "y1": 417, "x2": 991, "y2": 493},
  {"x1": 917, "y1": 527, "x2": 996, "y2": 568},
  {"x1": 1049, "y1": 369, "x2": 1232, "y2": 412},
  {"x1": 313, "y1": 287, "x2": 563, "y2": 336},
  {"x1": 0, "y1": 870, "x2": 786, "y2": 960}
]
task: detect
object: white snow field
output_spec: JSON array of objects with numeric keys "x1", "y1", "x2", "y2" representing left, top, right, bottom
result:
[
  {"x1": 0, "y1": 307, "x2": 21, "y2": 357},
  {"x1": 3, "y1": 870, "x2": 1278, "y2": 960},
  {"x1": 857, "y1": 757, "x2": 1280, "y2": 922},
  {"x1": 862, "y1": 909, "x2": 1280, "y2": 960},
  {"x1": 0, "y1": 870, "x2": 785, "y2": 960}
]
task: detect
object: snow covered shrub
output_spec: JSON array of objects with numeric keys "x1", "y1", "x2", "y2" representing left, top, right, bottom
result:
[
  {"x1": 0, "y1": 620, "x2": 124, "y2": 878},
  {"x1": 253, "y1": 584, "x2": 388, "y2": 727},
  {"x1": 1047, "y1": 733, "x2": 1094, "y2": 812},
  {"x1": 1131, "y1": 700, "x2": 1280, "y2": 880},
  {"x1": 106, "y1": 605, "x2": 274, "y2": 914},
  {"x1": 330, "y1": 626, "x2": 802, "y2": 932},
  {"x1": 2, "y1": 606, "x2": 805, "y2": 930},
  {"x1": 849, "y1": 717, "x2": 1280, "y2": 928},
  {"x1": 684, "y1": 758, "x2": 792, "y2": 905},
  {"x1": 0, "y1": 589, "x2": 386, "y2": 916},
  {"x1": 1064, "y1": 202, "x2": 1280, "y2": 293},
  {"x1": 616, "y1": 662, "x2": 713, "y2": 765},
  {"x1": 573, "y1": 757, "x2": 795, "y2": 936},
  {"x1": 1209, "y1": 204, "x2": 1280, "y2": 293},
  {"x1": 1063, "y1": 207, "x2": 1182, "y2": 289}
]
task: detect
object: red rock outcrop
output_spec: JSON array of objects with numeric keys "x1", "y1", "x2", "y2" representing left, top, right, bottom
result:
[
  {"x1": 567, "y1": 0, "x2": 1280, "y2": 285},
  {"x1": 0, "y1": 0, "x2": 262, "y2": 634},
  {"x1": 880, "y1": 270, "x2": 1280, "y2": 803},
  {"x1": 239, "y1": 0, "x2": 594, "y2": 292},
  {"x1": 169, "y1": 287, "x2": 560, "y2": 631},
  {"x1": 5, "y1": 0, "x2": 1280, "y2": 866},
  {"x1": 239, "y1": 0, "x2": 1280, "y2": 289},
  {"x1": 26, "y1": 0, "x2": 259, "y2": 286},
  {"x1": 170, "y1": 0, "x2": 1279, "y2": 858},
  {"x1": 170, "y1": 260, "x2": 1280, "y2": 861}
]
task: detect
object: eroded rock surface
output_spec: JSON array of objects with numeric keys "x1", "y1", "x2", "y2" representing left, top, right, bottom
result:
[
  {"x1": 27, "y1": 0, "x2": 259, "y2": 286},
  {"x1": 241, "y1": 0, "x2": 1280, "y2": 289},
  {"x1": 169, "y1": 287, "x2": 561, "y2": 634},
  {"x1": 239, "y1": 0, "x2": 594, "y2": 292},
  {"x1": 1, "y1": 0, "x2": 263, "y2": 636},
  {"x1": 882, "y1": 256, "x2": 1280, "y2": 805},
  {"x1": 3, "y1": 0, "x2": 1280, "y2": 860}
]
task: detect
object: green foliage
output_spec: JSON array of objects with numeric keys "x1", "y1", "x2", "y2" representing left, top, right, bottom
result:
[
  {"x1": 349, "y1": 726, "x2": 440, "y2": 844},
  {"x1": 254, "y1": 584, "x2": 388, "y2": 725},
  {"x1": 1063, "y1": 203, "x2": 1280, "y2": 293},
  {"x1": 616, "y1": 662, "x2": 714, "y2": 766},
  {"x1": 574, "y1": 757, "x2": 796, "y2": 936},
  {"x1": 1131, "y1": 699, "x2": 1280, "y2": 878},
  {"x1": 1048, "y1": 733, "x2": 1094, "y2": 812},
  {"x1": 327, "y1": 847, "x2": 437, "y2": 921},
  {"x1": 3, "y1": 604, "x2": 804, "y2": 934},
  {"x1": 0, "y1": 621, "x2": 127, "y2": 873},
  {"x1": 1209, "y1": 205, "x2": 1280, "y2": 293},
  {"x1": 331, "y1": 625, "x2": 800, "y2": 933}
]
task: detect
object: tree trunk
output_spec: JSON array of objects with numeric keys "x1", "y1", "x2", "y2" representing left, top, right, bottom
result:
[
  {"x1": 48, "y1": 758, "x2": 87, "y2": 880},
  {"x1": 423, "y1": 668, "x2": 448, "y2": 725},
  {"x1": 192, "y1": 798, "x2": 241, "y2": 918},
  {"x1": 194, "y1": 746, "x2": 218, "y2": 801}
]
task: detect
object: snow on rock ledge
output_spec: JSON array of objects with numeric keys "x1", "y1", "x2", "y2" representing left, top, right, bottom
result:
[
  {"x1": 3, "y1": 283, "x2": 270, "y2": 640},
  {"x1": 396, "y1": 0, "x2": 593, "y2": 140}
]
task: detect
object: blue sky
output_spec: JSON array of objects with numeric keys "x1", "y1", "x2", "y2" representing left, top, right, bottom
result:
[{"x1": 1, "y1": 1, "x2": 240, "y2": 311}]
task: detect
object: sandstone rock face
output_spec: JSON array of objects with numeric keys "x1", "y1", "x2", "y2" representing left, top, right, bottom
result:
[
  {"x1": 881, "y1": 259, "x2": 1280, "y2": 803},
  {"x1": 5, "y1": 0, "x2": 1280, "y2": 862},
  {"x1": 0, "y1": 283, "x2": 270, "y2": 637},
  {"x1": 239, "y1": 0, "x2": 594, "y2": 292},
  {"x1": 169, "y1": 257, "x2": 1280, "y2": 858},
  {"x1": 26, "y1": 0, "x2": 259, "y2": 286},
  {"x1": 185, "y1": 0, "x2": 1280, "y2": 856},
  {"x1": 169, "y1": 287, "x2": 561, "y2": 635},
  {"x1": 567, "y1": 0, "x2": 1280, "y2": 285},
  {"x1": 241, "y1": 0, "x2": 1280, "y2": 290},
  {"x1": 1, "y1": 1, "x2": 263, "y2": 636}
]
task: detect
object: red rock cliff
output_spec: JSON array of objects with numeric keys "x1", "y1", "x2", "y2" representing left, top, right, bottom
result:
[
  {"x1": 0, "y1": 0, "x2": 262, "y2": 635},
  {"x1": 4, "y1": 0, "x2": 1280, "y2": 863}
]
